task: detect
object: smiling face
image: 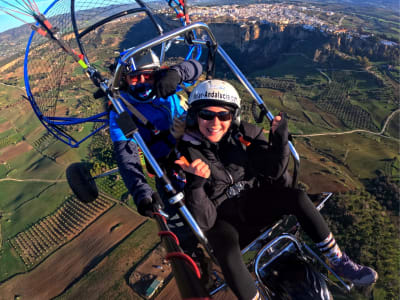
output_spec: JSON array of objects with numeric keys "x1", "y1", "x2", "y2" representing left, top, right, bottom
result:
[{"x1": 197, "y1": 106, "x2": 232, "y2": 143}]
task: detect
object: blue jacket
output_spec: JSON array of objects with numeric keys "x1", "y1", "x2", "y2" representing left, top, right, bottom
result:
[
  {"x1": 110, "y1": 59, "x2": 202, "y2": 206},
  {"x1": 109, "y1": 92, "x2": 184, "y2": 159}
]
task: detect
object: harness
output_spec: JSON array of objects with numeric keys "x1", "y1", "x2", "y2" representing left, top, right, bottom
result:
[
  {"x1": 112, "y1": 95, "x2": 176, "y2": 149},
  {"x1": 183, "y1": 128, "x2": 254, "y2": 207}
]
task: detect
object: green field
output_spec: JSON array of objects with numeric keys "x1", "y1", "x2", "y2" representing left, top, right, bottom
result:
[
  {"x1": 0, "y1": 179, "x2": 73, "y2": 281},
  {"x1": 297, "y1": 133, "x2": 399, "y2": 180},
  {"x1": 55, "y1": 220, "x2": 159, "y2": 300},
  {"x1": 0, "y1": 241, "x2": 26, "y2": 281},
  {"x1": 0, "y1": 84, "x2": 24, "y2": 106},
  {"x1": 0, "y1": 2, "x2": 398, "y2": 298},
  {"x1": 0, "y1": 181, "x2": 71, "y2": 240}
]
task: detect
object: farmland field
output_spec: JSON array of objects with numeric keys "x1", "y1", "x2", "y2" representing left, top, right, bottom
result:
[{"x1": 0, "y1": 1, "x2": 398, "y2": 298}]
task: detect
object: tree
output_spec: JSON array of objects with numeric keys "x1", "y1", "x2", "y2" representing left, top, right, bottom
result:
[{"x1": 323, "y1": 190, "x2": 400, "y2": 299}]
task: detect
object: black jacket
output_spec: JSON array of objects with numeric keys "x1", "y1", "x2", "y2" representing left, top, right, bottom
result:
[{"x1": 177, "y1": 121, "x2": 291, "y2": 231}]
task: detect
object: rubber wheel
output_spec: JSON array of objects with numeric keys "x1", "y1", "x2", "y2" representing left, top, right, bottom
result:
[{"x1": 66, "y1": 163, "x2": 98, "y2": 203}]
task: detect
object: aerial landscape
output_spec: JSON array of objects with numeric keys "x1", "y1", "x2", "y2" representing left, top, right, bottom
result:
[{"x1": 0, "y1": 0, "x2": 398, "y2": 299}]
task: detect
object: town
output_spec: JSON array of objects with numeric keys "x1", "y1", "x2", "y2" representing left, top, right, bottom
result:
[{"x1": 161, "y1": 3, "x2": 398, "y2": 45}]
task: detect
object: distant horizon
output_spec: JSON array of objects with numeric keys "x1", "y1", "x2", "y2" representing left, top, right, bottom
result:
[{"x1": 0, "y1": 0, "x2": 398, "y2": 33}]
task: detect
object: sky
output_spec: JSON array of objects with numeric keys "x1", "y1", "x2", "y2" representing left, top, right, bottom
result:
[
  {"x1": 0, "y1": 0, "x2": 55, "y2": 33},
  {"x1": 0, "y1": 0, "x2": 159, "y2": 33}
]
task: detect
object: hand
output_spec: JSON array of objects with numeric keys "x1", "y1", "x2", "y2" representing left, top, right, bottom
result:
[
  {"x1": 170, "y1": 115, "x2": 186, "y2": 140},
  {"x1": 154, "y1": 69, "x2": 181, "y2": 98},
  {"x1": 269, "y1": 112, "x2": 288, "y2": 145},
  {"x1": 175, "y1": 157, "x2": 211, "y2": 179},
  {"x1": 137, "y1": 198, "x2": 153, "y2": 217},
  {"x1": 137, "y1": 193, "x2": 164, "y2": 217},
  {"x1": 270, "y1": 115, "x2": 282, "y2": 134}
]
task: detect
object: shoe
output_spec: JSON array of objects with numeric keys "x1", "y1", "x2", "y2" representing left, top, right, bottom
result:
[{"x1": 330, "y1": 253, "x2": 378, "y2": 286}]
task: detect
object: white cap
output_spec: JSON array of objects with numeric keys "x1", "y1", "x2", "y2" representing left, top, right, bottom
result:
[{"x1": 188, "y1": 80, "x2": 241, "y2": 109}]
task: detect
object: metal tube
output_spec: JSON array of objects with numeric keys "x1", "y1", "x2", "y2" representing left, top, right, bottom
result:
[
  {"x1": 241, "y1": 219, "x2": 283, "y2": 254},
  {"x1": 217, "y1": 45, "x2": 300, "y2": 163},
  {"x1": 112, "y1": 22, "x2": 217, "y2": 92},
  {"x1": 93, "y1": 168, "x2": 119, "y2": 179},
  {"x1": 217, "y1": 46, "x2": 269, "y2": 116},
  {"x1": 152, "y1": 213, "x2": 210, "y2": 298},
  {"x1": 209, "y1": 282, "x2": 227, "y2": 296},
  {"x1": 178, "y1": 205, "x2": 208, "y2": 243},
  {"x1": 132, "y1": 132, "x2": 164, "y2": 178},
  {"x1": 316, "y1": 192, "x2": 333, "y2": 211},
  {"x1": 254, "y1": 234, "x2": 304, "y2": 283}
]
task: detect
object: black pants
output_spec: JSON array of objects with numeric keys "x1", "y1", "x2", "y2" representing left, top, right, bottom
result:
[{"x1": 206, "y1": 185, "x2": 330, "y2": 300}]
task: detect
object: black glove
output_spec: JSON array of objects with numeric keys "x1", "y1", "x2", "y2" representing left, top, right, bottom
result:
[
  {"x1": 137, "y1": 193, "x2": 164, "y2": 217},
  {"x1": 269, "y1": 112, "x2": 289, "y2": 146},
  {"x1": 88, "y1": 69, "x2": 103, "y2": 87},
  {"x1": 170, "y1": 115, "x2": 186, "y2": 140},
  {"x1": 154, "y1": 69, "x2": 181, "y2": 98}
]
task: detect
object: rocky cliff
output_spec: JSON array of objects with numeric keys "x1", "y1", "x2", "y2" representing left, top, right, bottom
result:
[
  {"x1": 208, "y1": 22, "x2": 329, "y2": 71},
  {"x1": 207, "y1": 22, "x2": 398, "y2": 71}
]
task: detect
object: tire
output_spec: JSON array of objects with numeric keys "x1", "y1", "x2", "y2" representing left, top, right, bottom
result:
[{"x1": 66, "y1": 163, "x2": 98, "y2": 203}]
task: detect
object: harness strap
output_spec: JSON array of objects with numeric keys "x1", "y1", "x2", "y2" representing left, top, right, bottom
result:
[
  {"x1": 147, "y1": 130, "x2": 175, "y2": 149},
  {"x1": 206, "y1": 42, "x2": 217, "y2": 80},
  {"x1": 118, "y1": 94, "x2": 159, "y2": 134},
  {"x1": 113, "y1": 96, "x2": 175, "y2": 161}
]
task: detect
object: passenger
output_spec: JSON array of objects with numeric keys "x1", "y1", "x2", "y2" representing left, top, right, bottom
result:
[
  {"x1": 175, "y1": 79, "x2": 378, "y2": 300},
  {"x1": 109, "y1": 50, "x2": 202, "y2": 248}
]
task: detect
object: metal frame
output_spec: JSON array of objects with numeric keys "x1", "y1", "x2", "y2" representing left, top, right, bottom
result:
[
  {"x1": 105, "y1": 22, "x2": 301, "y2": 256},
  {"x1": 24, "y1": 0, "x2": 198, "y2": 148},
  {"x1": 66, "y1": 20, "x2": 349, "y2": 297},
  {"x1": 206, "y1": 192, "x2": 352, "y2": 297},
  {"x1": 24, "y1": 2, "x2": 353, "y2": 298},
  {"x1": 111, "y1": 22, "x2": 300, "y2": 166},
  {"x1": 71, "y1": 0, "x2": 165, "y2": 66}
]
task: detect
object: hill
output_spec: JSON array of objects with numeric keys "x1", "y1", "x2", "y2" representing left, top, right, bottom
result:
[{"x1": 0, "y1": 2, "x2": 398, "y2": 299}]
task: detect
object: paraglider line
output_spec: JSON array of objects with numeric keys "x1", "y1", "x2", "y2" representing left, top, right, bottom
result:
[{"x1": 0, "y1": 0, "x2": 32, "y2": 15}]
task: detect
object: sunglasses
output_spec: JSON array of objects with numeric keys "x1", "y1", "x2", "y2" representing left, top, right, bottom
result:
[
  {"x1": 198, "y1": 110, "x2": 232, "y2": 121},
  {"x1": 128, "y1": 71, "x2": 154, "y2": 83}
]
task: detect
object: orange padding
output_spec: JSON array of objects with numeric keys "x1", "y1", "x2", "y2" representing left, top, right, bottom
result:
[
  {"x1": 158, "y1": 230, "x2": 180, "y2": 246},
  {"x1": 238, "y1": 135, "x2": 251, "y2": 146},
  {"x1": 165, "y1": 252, "x2": 201, "y2": 279},
  {"x1": 43, "y1": 19, "x2": 52, "y2": 29},
  {"x1": 36, "y1": 28, "x2": 47, "y2": 37}
]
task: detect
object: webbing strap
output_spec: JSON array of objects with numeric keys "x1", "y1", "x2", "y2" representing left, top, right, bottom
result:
[
  {"x1": 119, "y1": 94, "x2": 155, "y2": 130},
  {"x1": 206, "y1": 42, "x2": 217, "y2": 80}
]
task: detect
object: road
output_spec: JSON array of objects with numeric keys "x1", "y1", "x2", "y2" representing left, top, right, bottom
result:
[
  {"x1": 293, "y1": 108, "x2": 400, "y2": 140},
  {"x1": 0, "y1": 177, "x2": 66, "y2": 183},
  {"x1": 0, "y1": 81, "x2": 25, "y2": 91}
]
